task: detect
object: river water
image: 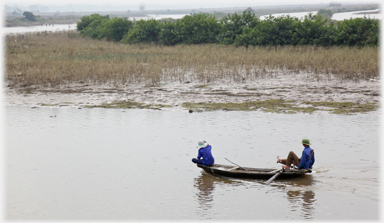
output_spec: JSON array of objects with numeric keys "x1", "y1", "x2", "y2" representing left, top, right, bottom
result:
[
  {"x1": 258, "y1": 9, "x2": 380, "y2": 20},
  {"x1": 3, "y1": 14, "x2": 187, "y2": 35},
  {"x1": 5, "y1": 105, "x2": 380, "y2": 220}
]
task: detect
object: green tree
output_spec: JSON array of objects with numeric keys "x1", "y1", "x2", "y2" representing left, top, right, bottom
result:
[
  {"x1": 218, "y1": 11, "x2": 260, "y2": 45},
  {"x1": 249, "y1": 15, "x2": 284, "y2": 46},
  {"x1": 177, "y1": 13, "x2": 220, "y2": 44},
  {"x1": 77, "y1": 14, "x2": 109, "y2": 32},
  {"x1": 122, "y1": 19, "x2": 162, "y2": 44},
  {"x1": 317, "y1": 9, "x2": 333, "y2": 19},
  {"x1": 334, "y1": 17, "x2": 379, "y2": 46},
  {"x1": 158, "y1": 21, "x2": 182, "y2": 46},
  {"x1": 100, "y1": 17, "x2": 133, "y2": 42},
  {"x1": 233, "y1": 27, "x2": 256, "y2": 48},
  {"x1": 291, "y1": 13, "x2": 328, "y2": 45},
  {"x1": 23, "y1": 11, "x2": 37, "y2": 22}
]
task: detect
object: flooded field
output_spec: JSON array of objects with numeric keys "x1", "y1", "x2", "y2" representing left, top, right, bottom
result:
[{"x1": 5, "y1": 106, "x2": 379, "y2": 220}]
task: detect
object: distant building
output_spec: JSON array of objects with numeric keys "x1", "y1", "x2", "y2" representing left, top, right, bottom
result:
[{"x1": 244, "y1": 7, "x2": 255, "y2": 14}]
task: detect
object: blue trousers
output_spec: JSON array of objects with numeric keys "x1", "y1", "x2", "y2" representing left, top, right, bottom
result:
[{"x1": 192, "y1": 158, "x2": 203, "y2": 164}]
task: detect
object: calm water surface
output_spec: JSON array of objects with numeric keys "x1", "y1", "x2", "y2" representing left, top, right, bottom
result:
[
  {"x1": 5, "y1": 106, "x2": 379, "y2": 220},
  {"x1": 259, "y1": 11, "x2": 318, "y2": 20},
  {"x1": 3, "y1": 14, "x2": 187, "y2": 35},
  {"x1": 260, "y1": 9, "x2": 381, "y2": 20}
]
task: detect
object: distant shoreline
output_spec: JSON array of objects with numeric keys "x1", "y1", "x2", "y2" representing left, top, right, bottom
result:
[
  {"x1": 353, "y1": 9, "x2": 380, "y2": 15},
  {"x1": 5, "y1": 3, "x2": 379, "y2": 27}
]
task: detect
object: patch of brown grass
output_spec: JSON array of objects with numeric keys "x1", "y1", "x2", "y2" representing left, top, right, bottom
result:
[{"x1": 5, "y1": 31, "x2": 379, "y2": 88}]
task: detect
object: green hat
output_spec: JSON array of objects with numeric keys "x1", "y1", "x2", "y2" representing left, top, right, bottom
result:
[
  {"x1": 301, "y1": 139, "x2": 311, "y2": 145},
  {"x1": 196, "y1": 141, "x2": 208, "y2": 148}
]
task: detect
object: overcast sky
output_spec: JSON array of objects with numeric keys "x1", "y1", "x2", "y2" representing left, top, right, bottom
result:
[{"x1": 4, "y1": 0, "x2": 380, "y2": 8}]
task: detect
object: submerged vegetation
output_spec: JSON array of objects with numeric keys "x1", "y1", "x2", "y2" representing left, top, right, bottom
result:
[
  {"x1": 84, "y1": 101, "x2": 172, "y2": 110},
  {"x1": 182, "y1": 100, "x2": 379, "y2": 114},
  {"x1": 78, "y1": 99, "x2": 379, "y2": 114}
]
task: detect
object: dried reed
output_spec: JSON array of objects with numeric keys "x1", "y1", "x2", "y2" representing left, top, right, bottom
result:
[{"x1": 5, "y1": 31, "x2": 379, "y2": 88}]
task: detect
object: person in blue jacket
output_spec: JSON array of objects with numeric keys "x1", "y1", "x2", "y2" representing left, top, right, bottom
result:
[
  {"x1": 192, "y1": 141, "x2": 214, "y2": 166},
  {"x1": 277, "y1": 139, "x2": 315, "y2": 170}
]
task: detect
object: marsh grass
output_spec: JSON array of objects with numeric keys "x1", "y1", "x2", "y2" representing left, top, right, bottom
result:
[
  {"x1": 182, "y1": 100, "x2": 378, "y2": 114},
  {"x1": 5, "y1": 31, "x2": 379, "y2": 88},
  {"x1": 84, "y1": 100, "x2": 172, "y2": 110}
]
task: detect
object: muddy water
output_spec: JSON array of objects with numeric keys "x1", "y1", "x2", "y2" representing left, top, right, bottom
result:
[{"x1": 5, "y1": 106, "x2": 379, "y2": 220}]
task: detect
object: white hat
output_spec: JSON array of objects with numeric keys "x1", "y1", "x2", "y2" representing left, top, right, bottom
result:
[{"x1": 196, "y1": 141, "x2": 208, "y2": 148}]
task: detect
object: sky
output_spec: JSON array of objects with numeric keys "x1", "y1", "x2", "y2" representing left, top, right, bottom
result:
[{"x1": 4, "y1": 0, "x2": 380, "y2": 10}]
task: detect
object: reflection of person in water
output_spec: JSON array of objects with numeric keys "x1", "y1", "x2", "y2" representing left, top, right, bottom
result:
[
  {"x1": 194, "y1": 172, "x2": 241, "y2": 215},
  {"x1": 287, "y1": 190, "x2": 316, "y2": 220},
  {"x1": 194, "y1": 173, "x2": 215, "y2": 213}
]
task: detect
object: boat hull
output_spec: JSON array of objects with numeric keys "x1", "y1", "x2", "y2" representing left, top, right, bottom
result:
[{"x1": 197, "y1": 163, "x2": 310, "y2": 180}]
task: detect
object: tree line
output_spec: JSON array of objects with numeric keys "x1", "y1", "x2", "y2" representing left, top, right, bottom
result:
[{"x1": 76, "y1": 11, "x2": 379, "y2": 47}]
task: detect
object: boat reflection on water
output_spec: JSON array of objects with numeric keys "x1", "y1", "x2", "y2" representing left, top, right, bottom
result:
[
  {"x1": 285, "y1": 190, "x2": 316, "y2": 220},
  {"x1": 194, "y1": 170, "x2": 317, "y2": 220},
  {"x1": 193, "y1": 171, "x2": 246, "y2": 218},
  {"x1": 279, "y1": 175, "x2": 317, "y2": 220},
  {"x1": 193, "y1": 173, "x2": 215, "y2": 212}
]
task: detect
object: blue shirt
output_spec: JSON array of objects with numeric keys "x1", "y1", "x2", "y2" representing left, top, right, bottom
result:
[
  {"x1": 298, "y1": 146, "x2": 315, "y2": 169},
  {"x1": 197, "y1": 145, "x2": 214, "y2": 166}
]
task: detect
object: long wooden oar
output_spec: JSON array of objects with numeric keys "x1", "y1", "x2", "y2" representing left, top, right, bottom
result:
[
  {"x1": 265, "y1": 169, "x2": 283, "y2": 185},
  {"x1": 224, "y1": 158, "x2": 250, "y2": 172}
]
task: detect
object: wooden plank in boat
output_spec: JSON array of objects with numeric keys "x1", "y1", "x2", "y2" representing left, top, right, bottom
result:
[{"x1": 228, "y1": 166, "x2": 239, "y2": 171}]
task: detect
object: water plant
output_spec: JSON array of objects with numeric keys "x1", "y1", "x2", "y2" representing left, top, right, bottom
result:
[{"x1": 182, "y1": 100, "x2": 379, "y2": 114}]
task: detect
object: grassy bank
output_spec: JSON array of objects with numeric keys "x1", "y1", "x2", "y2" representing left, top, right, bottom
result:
[{"x1": 6, "y1": 30, "x2": 379, "y2": 88}]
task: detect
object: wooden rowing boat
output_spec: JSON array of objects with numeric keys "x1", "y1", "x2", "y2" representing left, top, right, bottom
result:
[{"x1": 197, "y1": 163, "x2": 312, "y2": 180}]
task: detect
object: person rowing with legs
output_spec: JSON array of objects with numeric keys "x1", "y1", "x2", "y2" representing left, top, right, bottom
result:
[
  {"x1": 191, "y1": 140, "x2": 214, "y2": 166},
  {"x1": 277, "y1": 139, "x2": 315, "y2": 170}
]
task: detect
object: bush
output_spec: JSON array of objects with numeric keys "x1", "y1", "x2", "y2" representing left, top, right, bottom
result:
[
  {"x1": 101, "y1": 17, "x2": 133, "y2": 42},
  {"x1": 317, "y1": 9, "x2": 333, "y2": 18},
  {"x1": 334, "y1": 17, "x2": 379, "y2": 46},
  {"x1": 23, "y1": 11, "x2": 37, "y2": 22},
  {"x1": 122, "y1": 19, "x2": 162, "y2": 44},
  {"x1": 291, "y1": 13, "x2": 329, "y2": 45},
  {"x1": 77, "y1": 14, "x2": 109, "y2": 33},
  {"x1": 218, "y1": 12, "x2": 260, "y2": 45},
  {"x1": 158, "y1": 21, "x2": 181, "y2": 46},
  {"x1": 177, "y1": 13, "x2": 220, "y2": 44},
  {"x1": 76, "y1": 13, "x2": 379, "y2": 47}
]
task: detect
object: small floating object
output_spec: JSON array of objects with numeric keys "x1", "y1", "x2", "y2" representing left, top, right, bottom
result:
[{"x1": 189, "y1": 110, "x2": 193, "y2": 113}]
